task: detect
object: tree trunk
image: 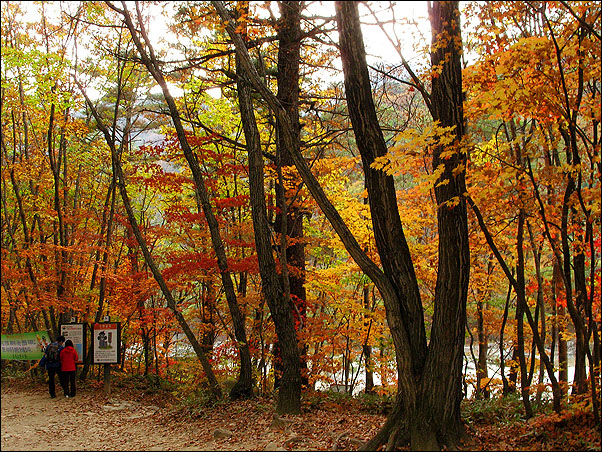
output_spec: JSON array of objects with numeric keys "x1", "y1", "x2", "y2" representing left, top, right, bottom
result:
[
  {"x1": 413, "y1": 3, "x2": 470, "y2": 447},
  {"x1": 337, "y1": 1, "x2": 469, "y2": 449},
  {"x1": 274, "y1": 0, "x2": 309, "y2": 390},
  {"x1": 234, "y1": 23, "x2": 301, "y2": 413}
]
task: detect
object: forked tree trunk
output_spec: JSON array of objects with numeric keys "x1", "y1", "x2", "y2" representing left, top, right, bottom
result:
[{"x1": 336, "y1": 1, "x2": 469, "y2": 449}]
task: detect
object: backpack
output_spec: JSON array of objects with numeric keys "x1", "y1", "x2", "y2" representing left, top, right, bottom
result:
[{"x1": 45, "y1": 342, "x2": 61, "y2": 364}]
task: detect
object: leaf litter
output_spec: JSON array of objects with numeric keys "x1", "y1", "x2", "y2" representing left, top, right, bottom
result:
[{"x1": 1, "y1": 378, "x2": 599, "y2": 451}]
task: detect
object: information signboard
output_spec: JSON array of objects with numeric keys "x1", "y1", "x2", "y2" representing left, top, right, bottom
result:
[
  {"x1": 0, "y1": 331, "x2": 47, "y2": 360},
  {"x1": 60, "y1": 323, "x2": 86, "y2": 364},
  {"x1": 92, "y1": 322, "x2": 121, "y2": 364}
]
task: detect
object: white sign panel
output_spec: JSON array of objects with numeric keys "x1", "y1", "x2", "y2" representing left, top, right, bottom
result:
[
  {"x1": 93, "y1": 323, "x2": 120, "y2": 364},
  {"x1": 60, "y1": 323, "x2": 86, "y2": 363}
]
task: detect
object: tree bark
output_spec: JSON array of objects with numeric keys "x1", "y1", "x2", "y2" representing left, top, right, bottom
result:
[
  {"x1": 336, "y1": 1, "x2": 469, "y2": 449},
  {"x1": 411, "y1": 3, "x2": 470, "y2": 447}
]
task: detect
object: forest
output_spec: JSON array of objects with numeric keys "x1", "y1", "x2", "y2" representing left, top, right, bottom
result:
[{"x1": 1, "y1": 1, "x2": 600, "y2": 451}]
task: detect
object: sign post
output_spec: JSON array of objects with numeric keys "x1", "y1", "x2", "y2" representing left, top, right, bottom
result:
[{"x1": 92, "y1": 322, "x2": 121, "y2": 396}]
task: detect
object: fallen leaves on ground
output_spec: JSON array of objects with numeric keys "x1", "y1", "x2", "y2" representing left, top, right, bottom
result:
[{"x1": 2, "y1": 376, "x2": 600, "y2": 451}]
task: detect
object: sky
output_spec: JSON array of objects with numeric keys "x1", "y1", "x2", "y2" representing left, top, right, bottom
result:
[
  {"x1": 357, "y1": 1, "x2": 431, "y2": 65},
  {"x1": 150, "y1": 1, "x2": 433, "y2": 96},
  {"x1": 10, "y1": 1, "x2": 436, "y2": 98}
]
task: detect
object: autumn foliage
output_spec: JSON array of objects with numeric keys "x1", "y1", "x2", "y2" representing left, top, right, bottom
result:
[{"x1": 1, "y1": 1, "x2": 600, "y2": 450}]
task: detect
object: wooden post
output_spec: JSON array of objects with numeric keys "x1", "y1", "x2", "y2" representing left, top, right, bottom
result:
[{"x1": 103, "y1": 363, "x2": 111, "y2": 396}]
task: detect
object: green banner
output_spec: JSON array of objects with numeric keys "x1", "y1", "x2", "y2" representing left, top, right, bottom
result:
[{"x1": 1, "y1": 330, "x2": 48, "y2": 360}]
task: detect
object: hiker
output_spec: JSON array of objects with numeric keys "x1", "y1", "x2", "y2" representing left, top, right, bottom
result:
[
  {"x1": 60, "y1": 339, "x2": 79, "y2": 398},
  {"x1": 42, "y1": 335, "x2": 66, "y2": 398}
]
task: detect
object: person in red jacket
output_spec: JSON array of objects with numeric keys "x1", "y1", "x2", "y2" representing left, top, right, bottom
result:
[{"x1": 60, "y1": 339, "x2": 79, "y2": 398}]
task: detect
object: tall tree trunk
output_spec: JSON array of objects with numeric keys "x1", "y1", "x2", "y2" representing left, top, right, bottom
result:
[
  {"x1": 234, "y1": 17, "x2": 301, "y2": 413},
  {"x1": 336, "y1": 1, "x2": 469, "y2": 448},
  {"x1": 274, "y1": 0, "x2": 309, "y2": 390},
  {"x1": 412, "y1": 3, "x2": 470, "y2": 447}
]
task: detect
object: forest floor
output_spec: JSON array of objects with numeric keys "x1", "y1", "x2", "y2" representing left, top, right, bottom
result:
[{"x1": 1, "y1": 373, "x2": 599, "y2": 451}]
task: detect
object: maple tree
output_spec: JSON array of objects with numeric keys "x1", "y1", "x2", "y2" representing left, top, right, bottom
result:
[{"x1": 463, "y1": 0, "x2": 600, "y2": 421}]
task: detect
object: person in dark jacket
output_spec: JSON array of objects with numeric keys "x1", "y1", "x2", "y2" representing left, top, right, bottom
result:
[
  {"x1": 60, "y1": 339, "x2": 79, "y2": 398},
  {"x1": 43, "y1": 335, "x2": 66, "y2": 398}
]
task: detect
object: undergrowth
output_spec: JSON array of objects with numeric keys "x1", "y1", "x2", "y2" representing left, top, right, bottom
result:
[{"x1": 462, "y1": 391, "x2": 527, "y2": 424}]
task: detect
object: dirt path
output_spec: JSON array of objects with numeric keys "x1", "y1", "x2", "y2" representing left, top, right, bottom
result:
[
  {"x1": 1, "y1": 379, "x2": 382, "y2": 451},
  {"x1": 1, "y1": 383, "x2": 208, "y2": 451}
]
